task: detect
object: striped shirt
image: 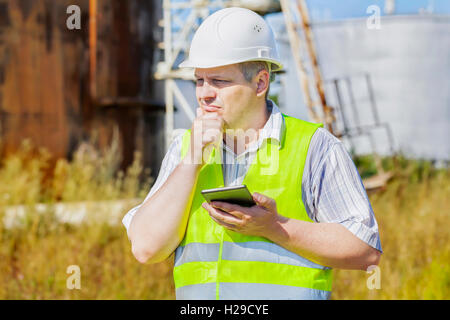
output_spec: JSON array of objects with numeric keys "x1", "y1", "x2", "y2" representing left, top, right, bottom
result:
[{"x1": 122, "y1": 100, "x2": 382, "y2": 252}]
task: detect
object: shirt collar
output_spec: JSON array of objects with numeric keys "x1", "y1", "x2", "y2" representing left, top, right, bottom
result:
[
  {"x1": 257, "y1": 99, "x2": 285, "y2": 150},
  {"x1": 221, "y1": 99, "x2": 286, "y2": 154}
]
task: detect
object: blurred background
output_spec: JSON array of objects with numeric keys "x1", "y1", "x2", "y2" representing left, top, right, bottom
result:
[{"x1": 0, "y1": 0, "x2": 448, "y2": 299}]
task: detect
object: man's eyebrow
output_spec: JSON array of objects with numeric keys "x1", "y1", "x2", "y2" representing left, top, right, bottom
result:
[{"x1": 194, "y1": 74, "x2": 228, "y2": 78}]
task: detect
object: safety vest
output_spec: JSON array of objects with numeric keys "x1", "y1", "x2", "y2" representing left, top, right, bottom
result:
[{"x1": 173, "y1": 114, "x2": 333, "y2": 300}]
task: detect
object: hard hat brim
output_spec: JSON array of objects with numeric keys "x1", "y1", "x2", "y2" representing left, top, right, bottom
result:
[{"x1": 179, "y1": 58, "x2": 283, "y2": 72}]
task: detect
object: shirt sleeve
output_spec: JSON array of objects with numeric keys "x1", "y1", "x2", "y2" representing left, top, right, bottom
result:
[
  {"x1": 121, "y1": 130, "x2": 186, "y2": 237},
  {"x1": 302, "y1": 128, "x2": 383, "y2": 252}
]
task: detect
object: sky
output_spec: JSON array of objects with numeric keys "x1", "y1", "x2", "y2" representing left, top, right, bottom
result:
[
  {"x1": 304, "y1": 0, "x2": 450, "y2": 21},
  {"x1": 170, "y1": 0, "x2": 450, "y2": 34}
]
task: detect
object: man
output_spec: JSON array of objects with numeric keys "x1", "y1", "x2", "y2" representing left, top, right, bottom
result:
[{"x1": 122, "y1": 7, "x2": 382, "y2": 300}]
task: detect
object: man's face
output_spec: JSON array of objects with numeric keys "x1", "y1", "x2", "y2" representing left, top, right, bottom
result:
[{"x1": 194, "y1": 64, "x2": 257, "y2": 129}]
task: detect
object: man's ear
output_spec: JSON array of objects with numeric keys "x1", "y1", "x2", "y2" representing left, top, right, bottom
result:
[{"x1": 255, "y1": 70, "x2": 270, "y2": 97}]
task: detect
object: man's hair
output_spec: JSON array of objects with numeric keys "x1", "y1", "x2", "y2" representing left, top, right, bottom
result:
[{"x1": 237, "y1": 61, "x2": 275, "y2": 100}]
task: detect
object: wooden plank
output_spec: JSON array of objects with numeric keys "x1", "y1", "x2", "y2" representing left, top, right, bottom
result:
[{"x1": 363, "y1": 171, "x2": 393, "y2": 191}]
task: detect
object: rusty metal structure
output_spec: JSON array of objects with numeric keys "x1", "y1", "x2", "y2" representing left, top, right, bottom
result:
[
  {"x1": 324, "y1": 73, "x2": 395, "y2": 189},
  {"x1": 158, "y1": 0, "x2": 394, "y2": 189},
  {"x1": 0, "y1": 0, "x2": 166, "y2": 175},
  {"x1": 0, "y1": 0, "x2": 396, "y2": 189},
  {"x1": 154, "y1": 0, "x2": 283, "y2": 149},
  {"x1": 279, "y1": 0, "x2": 335, "y2": 133},
  {"x1": 278, "y1": 0, "x2": 394, "y2": 188},
  {"x1": 156, "y1": 0, "x2": 336, "y2": 143}
]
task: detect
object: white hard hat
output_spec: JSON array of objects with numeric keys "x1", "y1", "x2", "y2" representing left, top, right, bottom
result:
[{"x1": 179, "y1": 7, "x2": 283, "y2": 72}]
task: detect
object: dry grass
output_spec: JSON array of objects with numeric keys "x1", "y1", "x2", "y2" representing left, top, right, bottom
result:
[
  {"x1": 0, "y1": 140, "x2": 448, "y2": 299},
  {"x1": 333, "y1": 157, "x2": 449, "y2": 299}
]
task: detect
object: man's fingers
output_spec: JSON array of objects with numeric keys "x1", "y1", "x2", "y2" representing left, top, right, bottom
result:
[
  {"x1": 211, "y1": 201, "x2": 246, "y2": 219},
  {"x1": 209, "y1": 214, "x2": 238, "y2": 230},
  {"x1": 203, "y1": 127, "x2": 222, "y2": 141},
  {"x1": 202, "y1": 202, "x2": 242, "y2": 226},
  {"x1": 253, "y1": 192, "x2": 276, "y2": 211},
  {"x1": 192, "y1": 107, "x2": 224, "y2": 163}
]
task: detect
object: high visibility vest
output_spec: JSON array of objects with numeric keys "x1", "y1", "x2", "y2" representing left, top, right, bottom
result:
[{"x1": 174, "y1": 115, "x2": 333, "y2": 300}]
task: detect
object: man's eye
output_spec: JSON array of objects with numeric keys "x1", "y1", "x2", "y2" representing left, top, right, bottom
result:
[
  {"x1": 214, "y1": 79, "x2": 228, "y2": 83},
  {"x1": 196, "y1": 79, "x2": 204, "y2": 84}
]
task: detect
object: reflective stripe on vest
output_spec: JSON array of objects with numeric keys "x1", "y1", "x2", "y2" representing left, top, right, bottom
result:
[
  {"x1": 177, "y1": 283, "x2": 331, "y2": 300},
  {"x1": 175, "y1": 241, "x2": 330, "y2": 270},
  {"x1": 174, "y1": 115, "x2": 332, "y2": 300}
]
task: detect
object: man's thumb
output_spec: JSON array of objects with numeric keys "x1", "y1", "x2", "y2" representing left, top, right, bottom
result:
[{"x1": 253, "y1": 192, "x2": 276, "y2": 210}]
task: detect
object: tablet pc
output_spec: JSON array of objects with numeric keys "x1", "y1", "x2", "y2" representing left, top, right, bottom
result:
[{"x1": 201, "y1": 185, "x2": 256, "y2": 207}]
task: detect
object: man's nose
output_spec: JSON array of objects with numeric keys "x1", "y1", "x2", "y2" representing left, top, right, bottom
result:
[{"x1": 197, "y1": 81, "x2": 217, "y2": 101}]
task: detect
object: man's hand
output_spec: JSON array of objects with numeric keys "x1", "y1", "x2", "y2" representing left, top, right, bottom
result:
[
  {"x1": 184, "y1": 107, "x2": 224, "y2": 165},
  {"x1": 201, "y1": 192, "x2": 282, "y2": 238},
  {"x1": 202, "y1": 192, "x2": 381, "y2": 270}
]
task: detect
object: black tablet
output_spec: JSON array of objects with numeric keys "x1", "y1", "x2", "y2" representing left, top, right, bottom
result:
[{"x1": 201, "y1": 185, "x2": 256, "y2": 207}]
